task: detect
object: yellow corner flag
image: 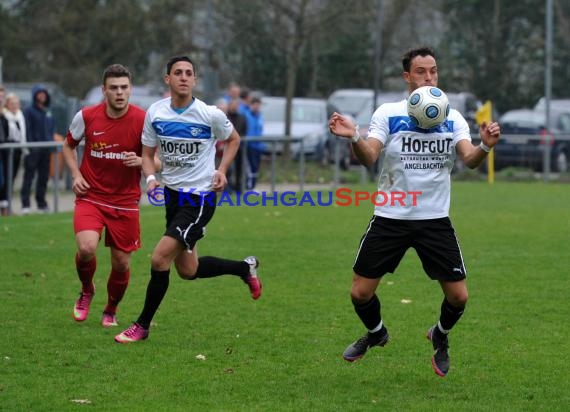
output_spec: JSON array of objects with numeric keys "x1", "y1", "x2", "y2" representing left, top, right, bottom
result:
[
  {"x1": 475, "y1": 101, "x2": 494, "y2": 184},
  {"x1": 475, "y1": 100, "x2": 493, "y2": 125}
]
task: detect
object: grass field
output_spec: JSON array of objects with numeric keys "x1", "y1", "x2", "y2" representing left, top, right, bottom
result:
[{"x1": 1, "y1": 181, "x2": 569, "y2": 411}]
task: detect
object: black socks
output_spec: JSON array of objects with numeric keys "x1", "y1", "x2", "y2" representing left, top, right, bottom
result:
[
  {"x1": 194, "y1": 256, "x2": 249, "y2": 279},
  {"x1": 137, "y1": 269, "x2": 170, "y2": 329},
  {"x1": 353, "y1": 294, "x2": 382, "y2": 331},
  {"x1": 438, "y1": 298, "x2": 465, "y2": 333}
]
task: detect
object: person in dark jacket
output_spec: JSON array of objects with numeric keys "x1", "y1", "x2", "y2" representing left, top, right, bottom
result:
[
  {"x1": 21, "y1": 85, "x2": 55, "y2": 214},
  {"x1": 0, "y1": 85, "x2": 6, "y2": 196},
  {"x1": 227, "y1": 98, "x2": 247, "y2": 191}
]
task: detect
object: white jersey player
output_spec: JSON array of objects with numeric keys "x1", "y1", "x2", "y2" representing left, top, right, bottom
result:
[
  {"x1": 116, "y1": 56, "x2": 262, "y2": 345},
  {"x1": 328, "y1": 46, "x2": 501, "y2": 377}
]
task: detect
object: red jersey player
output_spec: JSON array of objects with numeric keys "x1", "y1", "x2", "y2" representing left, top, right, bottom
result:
[{"x1": 63, "y1": 64, "x2": 146, "y2": 327}]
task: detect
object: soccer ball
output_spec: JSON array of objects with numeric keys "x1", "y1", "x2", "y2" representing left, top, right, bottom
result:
[{"x1": 407, "y1": 86, "x2": 450, "y2": 129}]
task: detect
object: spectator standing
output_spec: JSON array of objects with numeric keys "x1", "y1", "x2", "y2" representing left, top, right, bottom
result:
[
  {"x1": 226, "y1": 98, "x2": 248, "y2": 191},
  {"x1": 243, "y1": 95, "x2": 264, "y2": 190},
  {"x1": 223, "y1": 82, "x2": 241, "y2": 104},
  {"x1": 22, "y1": 85, "x2": 55, "y2": 214},
  {"x1": 0, "y1": 85, "x2": 7, "y2": 197},
  {"x1": 0, "y1": 93, "x2": 27, "y2": 215},
  {"x1": 238, "y1": 87, "x2": 252, "y2": 114},
  {"x1": 215, "y1": 95, "x2": 249, "y2": 192}
]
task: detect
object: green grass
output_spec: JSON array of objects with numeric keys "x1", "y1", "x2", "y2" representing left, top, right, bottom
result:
[{"x1": 1, "y1": 181, "x2": 569, "y2": 411}]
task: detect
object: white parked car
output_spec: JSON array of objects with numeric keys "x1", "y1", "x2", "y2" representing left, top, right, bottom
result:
[
  {"x1": 261, "y1": 96, "x2": 329, "y2": 159},
  {"x1": 327, "y1": 88, "x2": 377, "y2": 117}
]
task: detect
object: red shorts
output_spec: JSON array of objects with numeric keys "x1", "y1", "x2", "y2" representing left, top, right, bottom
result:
[{"x1": 74, "y1": 199, "x2": 141, "y2": 253}]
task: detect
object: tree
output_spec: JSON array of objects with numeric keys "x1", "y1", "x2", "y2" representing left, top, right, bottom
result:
[
  {"x1": 440, "y1": 0, "x2": 561, "y2": 112},
  {"x1": 2, "y1": 0, "x2": 567, "y2": 116}
]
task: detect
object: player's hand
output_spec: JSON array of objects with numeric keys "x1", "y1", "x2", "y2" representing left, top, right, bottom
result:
[
  {"x1": 329, "y1": 112, "x2": 356, "y2": 139},
  {"x1": 122, "y1": 152, "x2": 142, "y2": 168},
  {"x1": 480, "y1": 121, "x2": 501, "y2": 148},
  {"x1": 211, "y1": 170, "x2": 227, "y2": 192},
  {"x1": 146, "y1": 179, "x2": 160, "y2": 195},
  {"x1": 72, "y1": 174, "x2": 90, "y2": 196}
]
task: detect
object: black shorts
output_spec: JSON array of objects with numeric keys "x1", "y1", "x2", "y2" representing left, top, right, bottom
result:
[
  {"x1": 164, "y1": 187, "x2": 216, "y2": 250},
  {"x1": 353, "y1": 216, "x2": 467, "y2": 281}
]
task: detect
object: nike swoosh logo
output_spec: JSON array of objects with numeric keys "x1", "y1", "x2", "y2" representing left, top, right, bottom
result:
[{"x1": 93, "y1": 131, "x2": 105, "y2": 136}]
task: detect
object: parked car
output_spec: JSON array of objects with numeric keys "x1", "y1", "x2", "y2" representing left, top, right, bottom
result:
[
  {"x1": 496, "y1": 108, "x2": 570, "y2": 172},
  {"x1": 260, "y1": 96, "x2": 329, "y2": 160},
  {"x1": 82, "y1": 84, "x2": 165, "y2": 109},
  {"x1": 353, "y1": 91, "x2": 409, "y2": 134},
  {"x1": 534, "y1": 97, "x2": 570, "y2": 112},
  {"x1": 327, "y1": 88, "x2": 376, "y2": 117},
  {"x1": 4, "y1": 82, "x2": 79, "y2": 135},
  {"x1": 323, "y1": 91, "x2": 407, "y2": 168}
]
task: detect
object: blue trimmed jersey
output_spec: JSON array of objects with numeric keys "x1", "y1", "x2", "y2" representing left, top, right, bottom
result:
[
  {"x1": 142, "y1": 97, "x2": 233, "y2": 192},
  {"x1": 367, "y1": 99, "x2": 471, "y2": 220}
]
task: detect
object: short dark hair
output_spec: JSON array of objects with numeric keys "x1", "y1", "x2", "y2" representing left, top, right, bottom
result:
[
  {"x1": 102, "y1": 64, "x2": 132, "y2": 85},
  {"x1": 166, "y1": 56, "x2": 195, "y2": 75},
  {"x1": 402, "y1": 46, "x2": 436, "y2": 72},
  {"x1": 239, "y1": 87, "x2": 250, "y2": 100}
]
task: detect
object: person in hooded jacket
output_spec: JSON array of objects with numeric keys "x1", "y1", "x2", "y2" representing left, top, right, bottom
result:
[{"x1": 21, "y1": 85, "x2": 55, "y2": 214}]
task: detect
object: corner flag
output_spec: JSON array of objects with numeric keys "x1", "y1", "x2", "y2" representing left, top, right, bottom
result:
[
  {"x1": 475, "y1": 100, "x2": 494, "y2": 184},
  {"x1": 475, "y1": 100, "x2": 493, "y2": 125}
]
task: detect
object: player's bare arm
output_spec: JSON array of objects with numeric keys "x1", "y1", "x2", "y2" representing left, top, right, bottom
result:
[
  {"x1": 62, "y1": 139, "x2": 90, "y2": 195},
  {"x1": 141, "y1": 144, "x2": 160, "y2": 193},
  {"x1": 328, "y1": 112, "x2": 383, "y2": 167},
  {"x1": 457, "y1": 121, "x2": 501, "y2": 169},
  {"x1": 212, "y1": 129, "x2": 240, "y2": 192}
]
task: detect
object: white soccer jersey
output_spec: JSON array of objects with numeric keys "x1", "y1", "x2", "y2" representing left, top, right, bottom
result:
[
  {"x1": 142, "y1": 97, "x2": 233, "y2": 192},
  {"x1": 367, "y1": 99, "x2": 471, "y2": 219}
]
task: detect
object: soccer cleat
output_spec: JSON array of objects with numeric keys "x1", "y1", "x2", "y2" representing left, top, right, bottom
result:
[
  {"x1": 102, "y1": 312, "x2": 118, "y2": 328},
  {"x1": 242, "y1": 256, "x2": 262, "y2": 300},
  {"x1": 427, "y1": 326, "x2": 450, "y2": 377},
  {"x1": 343, "y1": 327, "x2": 390, "y2": 362},
  {"x1": 73, "y1": 291, "x2": 95, "y2": 322},
  {"x1": 114, "y1": 323, "x2": 149, "y2": 344}
]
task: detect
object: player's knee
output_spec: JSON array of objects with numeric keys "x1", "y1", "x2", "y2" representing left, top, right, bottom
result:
[
  {"x1": 350, "y1": 289, "x2": 374, "y2": 304},
  {"x1": 112, "y1": 262, "x2": 130, "y2": 273},
  {"x1": 177, "y1": 269, "x2": 197, "y2": 280},
  {"x1": 174, "y1": 260, "x2": 197, "y2": 280},
  {"x1": 77, "y1": 243, "x2": 97, "y2": 260},
  {"x1": 447, "y1": 290, "x2": 468, "y2": 307},
  {"x1": 150, "y1": 253, "x2": 170, "y2": 270}
]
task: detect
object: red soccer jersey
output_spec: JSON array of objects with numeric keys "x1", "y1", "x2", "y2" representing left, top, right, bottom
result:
[{"x1": 66, "y1": 103, "x2": 146, "y2": 208}]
